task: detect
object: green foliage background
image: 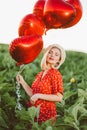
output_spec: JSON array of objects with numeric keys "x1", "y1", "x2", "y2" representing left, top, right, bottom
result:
[{"x1": 0, "y1": 44, "x2": 87, "y2": 130}]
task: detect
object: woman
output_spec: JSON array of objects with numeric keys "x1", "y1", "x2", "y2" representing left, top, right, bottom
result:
[{"x1": 16, "y1": 44, "x2": 66, "y2": 123}]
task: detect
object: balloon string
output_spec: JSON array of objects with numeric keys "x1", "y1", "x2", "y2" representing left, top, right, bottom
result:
[
  {"x1": 15, "y1": 82, "x2": 22, "y2": 110},
  {"x1": 15, "y1": 64, "x2": 25, "y2": 111},
  {"x1": 18, "y1": 64, "x2": 25, "y2": 74}
]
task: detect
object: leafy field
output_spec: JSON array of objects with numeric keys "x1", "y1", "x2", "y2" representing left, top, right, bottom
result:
[{"x1": 0, "y1": 44, "x2": 87, "y2": 130}]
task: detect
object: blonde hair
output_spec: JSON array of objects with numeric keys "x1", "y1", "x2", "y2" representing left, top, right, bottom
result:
[{"x1": 41, "y1": 44, "x2": 66, "y2": 70}]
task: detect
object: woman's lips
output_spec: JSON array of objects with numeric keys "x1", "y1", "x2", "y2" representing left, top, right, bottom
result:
[{"x1": 49, "y1": 57, "x2": 54, "y2": 60}]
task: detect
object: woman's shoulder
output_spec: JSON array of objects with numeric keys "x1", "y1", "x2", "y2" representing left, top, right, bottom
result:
[
  {"x1": 35, "y1": 71, "x2": 42, "y2": 78},
  {"x1": 50, "y1": 68, "x2": 62, "y2": 77}
]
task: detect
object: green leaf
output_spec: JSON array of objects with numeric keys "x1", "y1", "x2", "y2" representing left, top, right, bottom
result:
[
  {"x1": 28, "y1": 106, "x2": 40, "y2": 123},
  {"x1": 80, "y1": 125, "x2": 87, "y2": 130},
  {"x1": 64, "y1": 115, "x2": 74, "y2": 124},
  {"x1": 15, "y1": 109, "x2": 30, "y2": 121},
  {"x1": 64, "y1": 91, "x2": 76, "y2": 100},
  {"x1": 2, "y1": 92, "x2": 16, "y2": 107},
  {"x1": 46, "y1": 126, "x2": 53, "y2": 130},
  {"x1": 31, "y1": 122, "x2": 40, "y2": 130},
  {"x1": 0, "y1": 116, "x2": 8, "y2": 128},
  {"x1": 14, "y1": 123, "x2": 27, "y2": 130},
  {"x1": 71, "y1": 104, "x2": 80, "y2": 124},
  {"x1": 78, "y1": 89, "x2": 87, "y2": 99}
]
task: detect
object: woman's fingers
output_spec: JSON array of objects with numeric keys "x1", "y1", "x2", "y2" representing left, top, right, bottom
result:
[
  {"x1": 16, "y1": 74, "x2": 21, "y2": 82},
  {"x1": 30, "y1": 98, "x2": 35, "y2": 105}
]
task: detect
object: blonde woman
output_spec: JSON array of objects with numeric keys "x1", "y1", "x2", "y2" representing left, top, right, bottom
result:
[{"x1": 16, "y1": 44, "x2": 66, "y2": 123}]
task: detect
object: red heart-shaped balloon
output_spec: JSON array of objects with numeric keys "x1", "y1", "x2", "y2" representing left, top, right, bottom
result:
[
  {"x1": 18, "y1": 13, "x2": 45, "y2": 36},
  {"x1": 9, "y1": 35, "x2": 43, "y2": 66},
  {"x1": 62, "y1": 0, "x2": 83, "y2": 28},
  {"x1": 33, "y1": 0, "x2": 46, "y2": 21},
  {"x1": 43, "y1": 0, "x2": 76, "y2": 30}
]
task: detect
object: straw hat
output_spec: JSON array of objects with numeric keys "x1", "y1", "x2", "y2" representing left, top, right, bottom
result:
[{"x1": 41, "y1": 44, "x2": 66, "y2": 70}]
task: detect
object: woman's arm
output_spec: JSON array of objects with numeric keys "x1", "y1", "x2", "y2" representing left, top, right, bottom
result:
[
  {"x1": 30, "y1": 93, "x2": 63, "y2": 104},
  {"x1": 16, "y1": 74, "x2": 33, "y2": 97},
  {"x1": 40, "y1": 93, "x2": 63, "y2": 102}
]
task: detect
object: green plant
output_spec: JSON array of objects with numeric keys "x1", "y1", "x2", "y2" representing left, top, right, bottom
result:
[{"x1": 0, "y1": 44, "x2": 87, "y2": 130}]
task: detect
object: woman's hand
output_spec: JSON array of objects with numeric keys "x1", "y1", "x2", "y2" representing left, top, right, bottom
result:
[
  {"x1": 30, "y1": 94, "x2": 40, "y2": 104},
  {"x1": 16, "y1": 74, "x2": 24, "y2": 84}
]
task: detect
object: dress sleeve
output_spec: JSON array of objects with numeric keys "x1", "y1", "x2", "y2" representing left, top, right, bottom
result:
[{"x1": 51, "y1": 69, "x2": 64, "y2": 95}]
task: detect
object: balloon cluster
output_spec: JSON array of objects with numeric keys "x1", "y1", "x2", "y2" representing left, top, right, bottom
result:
[{"x1": 9, "y1": 0, "x2": 82, "y2": 66}]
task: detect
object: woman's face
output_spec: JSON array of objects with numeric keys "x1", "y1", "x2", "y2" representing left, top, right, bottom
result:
[{"x1": 46, "y1": 47, "x2": 61, "y2": 65}]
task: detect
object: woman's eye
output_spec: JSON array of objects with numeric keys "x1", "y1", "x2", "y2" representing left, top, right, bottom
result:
[
  {"x1": 49, "y1": 51, "x2": 52, "y2": 54},
  {"x1": 55, "y1": 53, "x2": 58, "y2": 56},
  {"x1": 54, "y1": 52, "x2": 58, "y2": 56}
]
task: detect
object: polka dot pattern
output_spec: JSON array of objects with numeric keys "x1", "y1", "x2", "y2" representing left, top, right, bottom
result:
[{"x1": 28, "y1": 68, "x2": 64, "y2": 123}]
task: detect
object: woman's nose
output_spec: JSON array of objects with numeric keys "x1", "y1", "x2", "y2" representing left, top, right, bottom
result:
[{"x1": 51, "y1": 53, "x2": 55, "y2": 57}]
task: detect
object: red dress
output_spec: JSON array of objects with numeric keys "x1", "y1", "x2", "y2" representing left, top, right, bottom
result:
[{"x1": 28, "y1": 68, "x2": 64, "y2": 123}]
